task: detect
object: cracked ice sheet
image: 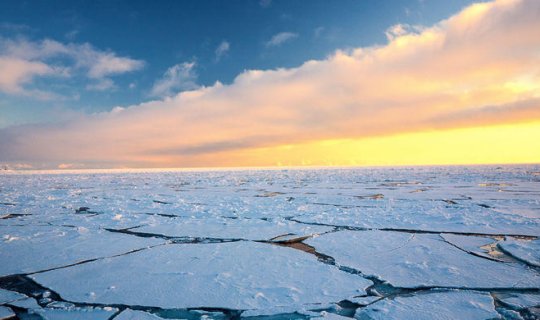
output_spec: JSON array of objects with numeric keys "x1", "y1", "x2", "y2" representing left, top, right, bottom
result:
[
  {"x1": 306, "y1": 230, "x2": 540, "y2": 289},
  {"x1": 440, "y1": 234, "x2": 501, "y2": 261},
  {"x1": 0, "y1": 225, "x2": 163, "y2": 276},
  {"x1": 132, "y1": 217, "x2": 331, "y2": 241},
  {"x1": 293, "y1": 199, "x2": 540, "y2": 236},
  {"x1": 31, "y1": 242, "x2": 372, "y2": 311},
  {"x1": 495, "y1": 293, "x2": 540, "y2": 309},
  {"x1": 498, "y1": 239, "x2": 540, "y2": 267},
  {"x1": 354, "y1": 290, "x2": 498, "y2": 320}
]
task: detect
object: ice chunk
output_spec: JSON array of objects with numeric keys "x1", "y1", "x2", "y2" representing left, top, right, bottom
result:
[
  {"x1": 498, "y1": 239, "x2": 540, "y2": 267},
  {"x1": 0, "y1": 288, "x2": 26, "y2": 304},
  {"x1": 440, "y1": 234, "x2": 504, "y2": 261},
  {"x1": 312, "y1": 311, "x2": 353, "y2": 319},
  {"x1": 307, "y1": 230, "x2": 539, "y2": 288},
  {"x1": 0, "y1": 306, "x2": 15, "y2": 320},
  {"x1": 495, "y1": 293, "x2": 540, "y2": 309},
  {"x1": 114, "y1": 309, "x2": 166, "y2": 320},
  {"x1": 7, "y1": 297, "x2": 41, "y2": 310},
  {"x1": 33, "y1": 307, "x2": 117, "y2": 320},
  {"x1": 354, "y1": 290, "x2": 498, "y2": 320},
  {"x1": 32, "y1": 242, "x2": 372, "y2": 310},
  {"x1": 0, "y1": 225, "x2": 164, "y2": 276}
]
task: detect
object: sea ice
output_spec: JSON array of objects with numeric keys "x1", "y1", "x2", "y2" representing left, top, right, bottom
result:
[
  {"x1": 306, "y1": 230, "x2": 539, "y2": 288},
  {"x1": 0, "y1": 288, "x2": 26, "y2": 304},
  {"x1": 495, "y1": 292, "x2": 540, "y2": 310},
  {"x1": 354, "y1": 290, "x2": 499, "y2": 320},
  {"x1": 131, "y1": 216, "x2": 330, "y2": 241},
  {"x1": 0, "y1": 306, "x2": 15, "y2": 320},
  {"x1": 1, "y1": 165, "x2": 539, "y2": 318},
  {"x1": 33, "y1": 307, "x2": 117, "y2": 320},
  {"x1": 31, "y1": 241, "x2": 372, "y2": 310},
  {"x1": 0, "y1": 225, "x2": 163, "y2": 276},
  {"x1": 114, "y1": 309, "x2": 167, "y2": 320},
  {"x1": 440, "y1": 234, "x2": 503, "y2": 261},
  {"x1": 498, "y1": 238, "x2": 540, "y2": 267}
]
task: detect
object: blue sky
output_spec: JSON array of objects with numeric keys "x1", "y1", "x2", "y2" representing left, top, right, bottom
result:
[{"x1": 0, "y1": 0, "x2": 476, "y2": 128}]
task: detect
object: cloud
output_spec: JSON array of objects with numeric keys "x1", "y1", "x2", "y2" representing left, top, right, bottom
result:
[
  {"x1": 0, "y1": 37, "x2": 144, "y2": 97},
  {"x1": 0, "y1": 57, "x2": 55, "y2": 94},
  {"x1": 314, "y1": 27, "x2": 325, "y2": 38},
  {"x1": 259, "y1": 0, "x2": 272, "y2": 8},
  {"x1": 1, "y1": 0, "x2": 539, "y2": 168},
  {"x1": 265, "y1": 32, "x2": 298, "y2": 47},
  {"x1": 86, "y1": 78, "x2": 115, "y2": 91},
  {"x1": 385, "y1": 24, "x2": 426, "y2": 41},
  {"x1": 215, "y1": 40, "x2": 230, "y2": 62},
  {"x1": 149, "y1": 62, "x2": 199, "y2": 98}
]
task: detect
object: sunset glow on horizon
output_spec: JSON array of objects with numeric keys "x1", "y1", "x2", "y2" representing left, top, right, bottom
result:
[{"x1": 1, "y1": 0, "x2": 539, "y2": 169}]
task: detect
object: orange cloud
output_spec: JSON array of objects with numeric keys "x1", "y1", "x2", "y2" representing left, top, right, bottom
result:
[{"x1": 1, "y1": 0, "x2": 539, "y2": 168}]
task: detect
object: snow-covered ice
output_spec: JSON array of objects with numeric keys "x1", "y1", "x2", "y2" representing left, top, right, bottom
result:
[
  {"x1": 114, "y1": 309, "x2": 167, "y2": 320},
  {"x1": 1, "y1": 165, "x2": 539, "y2": 319},
  {"x1": 31, "y1": 241, "x2": 371, "y2": 310},
  {"x1": 354, "y1": 290, "x2": 499, "y2": 320},
  {"x1": 498, "y1": 238, "x2": 540, "y2": 267},
  {"x1": 306, "y1": 230, "x2": 539, "y2": 288}
]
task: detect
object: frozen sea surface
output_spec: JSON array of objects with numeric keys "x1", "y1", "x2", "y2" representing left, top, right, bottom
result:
[{"x1": 1, "y1": 165, "x2": 539, "y2": 319}]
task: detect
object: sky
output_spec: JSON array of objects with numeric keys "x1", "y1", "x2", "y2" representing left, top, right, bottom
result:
[{"x1": 0, "y1": 0, "x2": 539, "y2": 169}]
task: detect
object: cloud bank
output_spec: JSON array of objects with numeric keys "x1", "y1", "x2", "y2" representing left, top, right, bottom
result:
[{"x1": 1, "y1": 0, "x2": 540, "y2": 168}]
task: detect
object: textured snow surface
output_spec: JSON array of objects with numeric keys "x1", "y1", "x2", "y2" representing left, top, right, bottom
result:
[
  {"x1": 498, "y1": 238, "x2": 540, "y2": 267},
  {"x1": 0, "y1": 225, "x2": 164, "y2": 276},
  {"x1": 495, "y1": 293, "x2": 540, "y2": 309},
  {"x1": 307, "y1": 230, "x2": 539, "y2": 288},
  {"x1": 133, "y1": 216, "x2": 330, "y2": 241},
  {"x1": 33, "y1": 307, "x2": 117, "y2": 320},
  {"x1": 0, "y1": 288, "x2": 26, "y2": 304},
  {"x1": 1, "y1": 166, "x2": 540, "y2": 319},
  {"x1": 354, "y1": 290, "x2": 499, "y2": 320},
  {"x1": 32, "y1": 241, "x2": 371, "y2": 310},
  {"x1": 0, "y1": 306, "x2": 15, "y2": 319}
]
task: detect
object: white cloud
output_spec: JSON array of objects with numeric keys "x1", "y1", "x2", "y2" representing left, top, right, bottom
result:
[
  {"x1": 150, "y1": 62, "x2": 199, "y2": 98},
  {"x1": 1, "y1": 0, "x2": 539, "y2": 167},
  {"x1": 215, "y1": 40, "x2": 230, "y2": 62},
  {"x1": 265, "y1": 32, "x2": 298, "y2": 47},
  {"x1": 0, "y1": 57, "x2": 54, "y2": 94},
  {"x1": 85, "y1": 52, "x2": 144, "y2": 79},
  {"x1": 259, "y1": 0, "x2": 272, "y2": 8},
  {"x1": 0, "y1": 37, "x2": 144, "y2": 97}
]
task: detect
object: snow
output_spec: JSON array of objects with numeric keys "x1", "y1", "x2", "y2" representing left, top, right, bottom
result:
[
  {"x1": 31, "y1": 241, "x2": 372, "y2": 310},
  {"x1": 33, "y1": 307, "x2": 117, "y2": 320},
  {"x1": 114, "y1": 309, "x2": 167, "y2": 320},
  {"x1": 0, "y1": 225, "x2": 164, "y2": 276},
  {"x1": 1, "y1": 165, "x2": 539, "y2": 318},
  {"x1": 498, "y1": 238, "x2": 540, "y2": 267},
  {"x1": 306, "y1": 230, "x2": 540, "y2": 288},
  {"x1": 0, "y1": 306, "x2": 15, "y2": 320},
  {"x1": 440, "y1": 234, "x2": 503, "y2": 261},
  {"x1": 354, "y1": 290, "x2": 499, "y2": 320},
  {"x1": 0, "y1": 288, "x2": 26, "y2": 304},
  {"x1": 495, "y1": 293, "x2": 540, "y2": 309},
  {"x1": 133, "y1": 216, "x2": 330, "y2": 241}
]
